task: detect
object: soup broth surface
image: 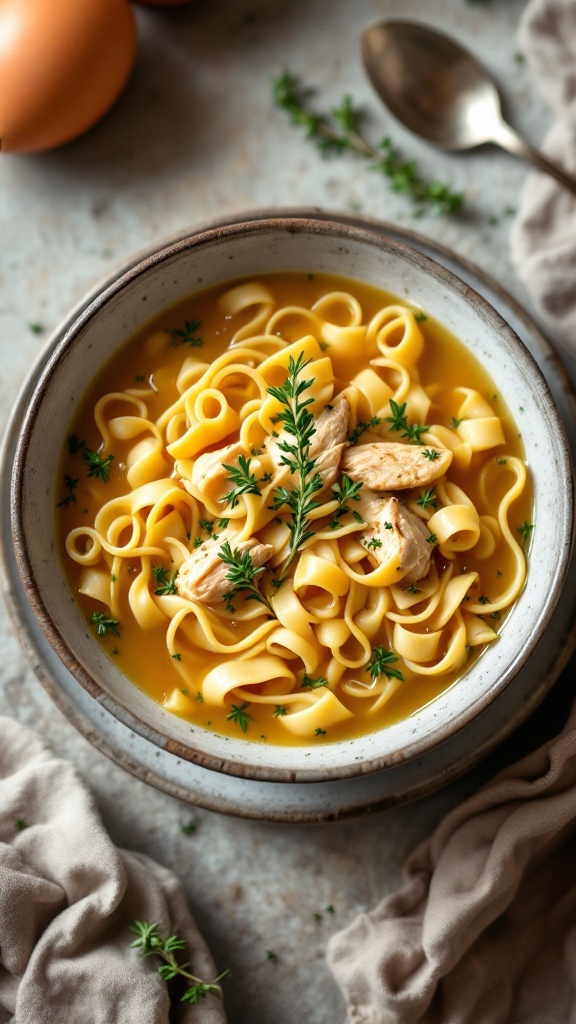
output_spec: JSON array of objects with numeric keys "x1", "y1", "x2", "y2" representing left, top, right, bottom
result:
[{"x1": 58, "y1": 272, "x2": 531, "y2": 745}]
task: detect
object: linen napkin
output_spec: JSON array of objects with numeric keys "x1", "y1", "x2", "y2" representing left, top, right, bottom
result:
[
  {"x1": 509, "y1": 0, "x2": 576, "y2": 357},
  {"x1": 327, "y1": 686, "x2": 576, "y2": 1024},
  {"x1": 0, "y1": 715, "x2": 227, "y2": 1024}
]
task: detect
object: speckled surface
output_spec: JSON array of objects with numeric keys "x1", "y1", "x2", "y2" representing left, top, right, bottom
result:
[{"x1": 1, "y1": 1, "x2": 574, "y2": 1021}]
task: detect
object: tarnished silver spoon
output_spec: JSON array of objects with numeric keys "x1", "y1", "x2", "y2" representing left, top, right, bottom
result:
[{"x1": 361, "y1": 19, "x2": 576, "y2": 196}]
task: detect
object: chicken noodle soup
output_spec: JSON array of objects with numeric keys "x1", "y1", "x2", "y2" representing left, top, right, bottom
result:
[{"x1": 58, "y1": 273, "x2": 532, "y2": 745}]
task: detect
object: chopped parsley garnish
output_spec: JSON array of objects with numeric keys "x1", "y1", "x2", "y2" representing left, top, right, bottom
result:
[
  {"x1": 90, "y1": 612, "x2": 121, "y2": 638},
  {"x1": 171, "y1": 319, "x2": 203, "y2": 347},
  {"x1": 367, "y1": 646, "x2": 404, "y2": 682},
  {"x1": 84, "y1": 447, "x2": 114, "y2": 482},
  {"x1": 363, "y1": 536, "x2": 383, "y2": 551},
  {"x1": 300, "y1": 674, "x2": 329, "y2": 689},
  {"x1": 152, "y1": 566, "x2": 179, "y2": 595},
  {"x1": 68, "y1": 434, "x2": 86, "y2": 454},
  {"x1": 517, "y1": 521, "x2": 534, "y2": 545},
  {"x1": 422, "y1": 449, "x2": 440, "y2": 461},
  {"x1": 273, "y1": 705, "x2": 287, "y2": 717},
  {"x1": 226, "y1": 701, "x2": 254, "y2": 733},
  {"x1": 416, "y1": 488, "x2": 438, "y2": 510}
]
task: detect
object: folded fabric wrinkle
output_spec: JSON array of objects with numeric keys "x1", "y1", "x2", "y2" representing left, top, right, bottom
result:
[{"x1": 0, "y1": 716, "x2": 227, "y2": 1024}]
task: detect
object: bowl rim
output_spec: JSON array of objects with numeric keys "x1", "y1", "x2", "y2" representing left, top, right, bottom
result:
[{"x1": 9, "y1": 212, "x2": 575, "y2": 783}]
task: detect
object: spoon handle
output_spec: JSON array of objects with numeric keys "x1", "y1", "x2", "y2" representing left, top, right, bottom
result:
[{"x1": 492, "y1": 121, "x2": 576, "y2": 197}]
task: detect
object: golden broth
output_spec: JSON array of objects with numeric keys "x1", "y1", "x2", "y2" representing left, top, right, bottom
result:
[{"x1": 57, "y1": 272, "x2": 532, "y2": 745}]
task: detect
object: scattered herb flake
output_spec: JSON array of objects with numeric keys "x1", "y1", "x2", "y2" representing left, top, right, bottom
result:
[
  {"x1": 171, "y1": 319, "x2": 203, "y2": 347},
  {"x1": 367, "y1": 646, "x2": 404, "y2": 682},
  {"x1": 90, "y1": 612, "x2": 121, "y2": 638}
]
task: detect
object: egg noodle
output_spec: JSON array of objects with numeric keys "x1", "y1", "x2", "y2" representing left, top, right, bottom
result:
[{"x1": 60, "y1": 274, "x2": 530, "y2": 744}]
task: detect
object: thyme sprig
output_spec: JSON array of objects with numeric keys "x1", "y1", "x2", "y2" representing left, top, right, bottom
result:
[
  {"x1": 329, "y1": 474, "x2": 364, "y2": 530},
  {"x1": 349, "y1": 416, "x2": 381, "y2": 445},
  {"x1": 226, "y1": 701, "x2": 255, "y2": 732},
  {"x1": 221, "y1": 455, "x2": 262, "y2": 508},
  {"x1": 384, "y1": 400, "x2": 428, "y2": 444},
  {"x1": 273, "y1": 72, "x2": 464, "y2": 216},
  {"x1": 130, "y1": 920, "x2": 228, "y2": 1005},
  {"x1": 267, "y1": 352, "x2": 323, "y2": 579},
  {"x1": 218, "y1": 540, "x2": 273, "y2": 613}
]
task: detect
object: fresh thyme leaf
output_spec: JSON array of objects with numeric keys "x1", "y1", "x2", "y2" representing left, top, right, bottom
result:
[
  {"x1": 172, "y1": 653, "x2": 181, "y2": 661},
  {"x1": 402, "y1": 583, "x2": 421, "y2": 595},
  {"x1": 152, "y1": 566, "x2": 179, "y2": 596},
  {"x1": 272, "y1": 72, "x2": 463, "y2": 216},
  {"x1": 84, "y1": 447, "x2": 114, "y2": 482},
  {"x1": 414, "y1": 312, "x2": 428, "y2": 322},
  {"x1": 267, "y1": 950, "x2": 279, "y2": 961},
  {"x1": 423, "y1": 449, "x2": 440, "y2": 461},
  {"x1": 68, "y1": 434, "x2": 86, "y2": 454},
  {"x1": 402, "y1": 422, "x2": 429, "y2": 444},
  {"x1": 199, "y1": 518, "x2": 214, "y2": 534},
  {"x1": 130, "y1": 921, "x2": 228, "y2": 1005},
  {"x1": 426, "y1": 533, "x2": 437, "y2": 545},
  {"x1": 479, "y1": 595, "x2": 490, "y2": 604},
  {"x1": 517, "y1": 520, "x2": 534, "y2": 545},
  {"x1": 367, "y1": 646, "x2": 404, "y2": 682},
  {"x1": 90, "y1": 612, "x2": 121, "y2": 638},
  {"x1": 450, "y1": 416, "x2": 463, "y2": 429},
  {"x1": 273, "y1": 705, "x2": 287, "y2": 717},
  {"x1": 226, "y1": 701, "x2": 254, "y2": 733},
  {"x1": 15, "y1": 818, "x2": 28, "y2": 831},
  {"x1": 221, "y1": 455, "x2": 261, "y2": 508},
  {"x1": 301, "y1": 673, "x2": 329, "y2": 689},
  {"x1": 218, "y1": 540, "x2": 272, "y2": 612},
  {"x1": 348, "y1": 416, "x2": 381, "y2": 444},
  {"x1": 315, "y1": 727, "x2": 327, "y2": 736},
  {"x1": 268, "y1": 352, "x2": 323, "y2": 578},
  {"x1": 416, "y1": 488, "x2": 438, "y2": 511},
  {"x1": 180, "y1": 820, "x2": 197, "y2": 835},
  {"x1": 384, "y1": 400, "x2": 427, "y2": 443},
  {"x1": 171, "y1": 319, "x2": 203, "y2": 347}
]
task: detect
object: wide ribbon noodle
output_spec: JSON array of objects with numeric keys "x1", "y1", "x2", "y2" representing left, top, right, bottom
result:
[{"x1": 61, "y1": 276, "x2": 531, "y2": 743}]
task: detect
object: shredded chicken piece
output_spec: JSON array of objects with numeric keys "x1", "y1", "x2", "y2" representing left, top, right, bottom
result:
[
  {"x1": 268, "y1": 395, "x2": 350, "y2": 489},
  {"x1": 176, "y1": 537, "x2": 273, "y2": 604},
  {"x1": 190, "y1": 441, "x2": 246, "y2": 495},
  {"x1": 365, "y1": 496, "x2": 431, "y2": 585},
  {"x1": 342, "y1": 441, "x2": 452, "y2": 491}
]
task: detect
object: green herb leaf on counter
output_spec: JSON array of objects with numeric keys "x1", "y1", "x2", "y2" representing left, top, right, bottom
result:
[
  {"x1": 367, "y1": 646, "x2": 404, "y2": 682},
  {"x1": 28, "y1": 322, "x2": 44, "y2": 335},
  {"x1": 130, "y1": 920, "x2": 229, "y2": 1005},
  {"x1": 272, "y1": 71, "x2": 464, "y2": 216},
  {"x1": 152, "y1": 566, "x2": 179, "y2": 596},
  {"x1": 84, "y1": 446, "x2": 114, "y2": 482},
  {"x1": 171, "y1": 319, "x2": 203, "y2": 347},
  {"x1": 90, "y1": 612, "x2": 121, "y2": 638},
  {"x1": 180, "y1": 820, "x2": 197, "y2": 835}
]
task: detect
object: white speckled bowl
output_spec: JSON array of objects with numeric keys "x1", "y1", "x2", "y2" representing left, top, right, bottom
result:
[{"x1": 10, "y1": 215, "x2": 574, "y2": 784}]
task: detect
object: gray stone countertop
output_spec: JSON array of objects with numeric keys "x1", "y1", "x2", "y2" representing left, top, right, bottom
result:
[{"x1": 1, "y1": 1, "x2": 573, "y2": 1021}]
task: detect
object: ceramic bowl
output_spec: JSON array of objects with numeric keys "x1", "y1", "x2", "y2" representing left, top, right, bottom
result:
[{"x1": 10, "y1": 214, "x2": 574, "y2": 784}]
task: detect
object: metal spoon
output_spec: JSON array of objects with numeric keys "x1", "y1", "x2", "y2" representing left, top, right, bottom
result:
[{"x1": 361, "y1": 19, "x2": 576, "y2": 196}]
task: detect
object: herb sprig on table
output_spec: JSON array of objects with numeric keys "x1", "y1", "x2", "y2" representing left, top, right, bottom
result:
[
  {"x1": 130, "y1": 920, "x2": 229, "y2": 1005},
  {"x1": 267, "y1": 352, "x2": 324, "y2": 580},
  {"x1": 272, "y1": 71, "x2": 464, "y2": 216}
]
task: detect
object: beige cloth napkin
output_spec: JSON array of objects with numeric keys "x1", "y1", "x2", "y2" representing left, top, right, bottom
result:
[
  {"x1": 509, "y1": 0, "x2": 576, "y2": 357},
  {"x1": 327, "y1": 692, "x2": 576, "y2": 1023},
  {"x1": 0, "y1": 716, "x2": 227, "y2": 1024}
]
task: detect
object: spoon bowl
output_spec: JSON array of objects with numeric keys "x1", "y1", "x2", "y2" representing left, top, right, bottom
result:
[{"x1": 361, "y1": 19, "x2": 576, "y2": 195}]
